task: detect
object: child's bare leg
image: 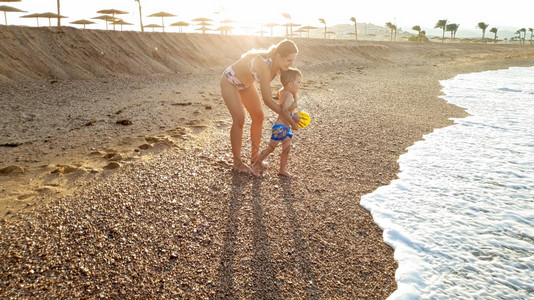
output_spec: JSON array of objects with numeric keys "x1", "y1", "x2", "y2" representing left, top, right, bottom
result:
[
  {"x1": 251, "y1": 139, "x2": 268, "y2": 169},
  {"x1": 252, "y1": 141, "x2": 277, "y2": 176},
  {"x1": 278, "y1": 138, "x2": 292, "y2": 177}
]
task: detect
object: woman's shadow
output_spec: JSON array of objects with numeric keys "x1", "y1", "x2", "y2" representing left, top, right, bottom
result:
[{"x1": 215, "y1": 172, "x2": 319, "y2": 299}]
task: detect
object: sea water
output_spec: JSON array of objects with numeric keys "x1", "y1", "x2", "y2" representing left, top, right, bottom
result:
[{"x1": 361, "y1": 66, "x2": 534, "y2": 299}]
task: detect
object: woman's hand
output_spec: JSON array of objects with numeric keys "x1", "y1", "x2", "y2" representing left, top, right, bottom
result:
[{"x1": 276, "y1": 88, "x2": 283, "y2": 100}]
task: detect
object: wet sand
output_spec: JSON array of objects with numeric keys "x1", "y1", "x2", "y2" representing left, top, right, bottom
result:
[{"x1": 1, "y1": 26, "x2": 534, "y2": 298}]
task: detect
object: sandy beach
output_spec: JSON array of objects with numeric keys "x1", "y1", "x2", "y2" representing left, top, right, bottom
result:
[{"x1": 1, "y1": 26, "x2": 533, "y2": 298}]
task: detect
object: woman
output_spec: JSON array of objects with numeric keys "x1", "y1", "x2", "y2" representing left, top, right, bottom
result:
[{"x1": 220, "y1": 39, "x2": 300, "y2": 173}]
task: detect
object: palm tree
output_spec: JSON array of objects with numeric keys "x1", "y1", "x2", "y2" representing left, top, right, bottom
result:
[
  {"x1": 513, "y1": 30, "x2": 521, "y2": 45},
  {"x1": 412, "y1": 25, "x2": 422, "y2": 41},
  {"x1": 446, "y1": 23, "x2": 459, "y2": 42},
  {"x1": 435, "y1": 19, "x2": 448, "y2": 43},
  {"x1": 134, "y1": 0, "x2": 144, "y2": 32},
  {"x1": 529, "y1": 28, "x2": 533, "y2": 45},
  {"x1": 282, "y1": 13, "x2": 291, "y2": 37},
  {"x1": 350, "y1": 17, "x2": 358, "y2": 40},
  {"x1": 386, "y1": 22, "x2": 397, "y2": 41},
  {"x1": 489, "y1": 27, "x2": 498, "y2": 44},
  {"x1": 319, "y1": 18, "x2": 326, "y2": 39},
  {"x1": 453, "y1": 24, "x2": 459, "y2": 39},
  {"x1": 477, "y1": 22, "x2": 489, "y2": 41},
  {"x1": 520, "y1": 28, "x2": 526, "y2": 45},
  {"x1": 57, "y1": 0, "x2": 60, "y2": 26}
]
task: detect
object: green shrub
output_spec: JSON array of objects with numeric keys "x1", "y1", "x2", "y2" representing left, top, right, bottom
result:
[{"x1": 408, "y1": 35, "x2": 429, "y2": 42}]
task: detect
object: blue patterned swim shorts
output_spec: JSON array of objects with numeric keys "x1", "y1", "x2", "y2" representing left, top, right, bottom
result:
[{"x1": 271, "y1": 123, "x2": 293, "y2": 141}]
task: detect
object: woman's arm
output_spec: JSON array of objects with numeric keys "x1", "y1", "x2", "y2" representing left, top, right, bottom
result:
[
  {"x1": 260, "y1": 80, "x2": 298, "y2": 129},
  {"x1": 279, "y1": 91, "x2": 299, "y2": 129},
  {"x1": 254, "y1": 59, "x2": 298, "y2": 128},
  {"x1": 258, "y1": 76, "x2": 281, "y2": 114}
]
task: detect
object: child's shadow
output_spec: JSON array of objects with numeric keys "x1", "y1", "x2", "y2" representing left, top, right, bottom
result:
[
  {"x1": 215, "y1": 172, "x2": 281, "y2": 299},
  {"x1": 279, "y1": 177, "x2": 321, "y2": 299}
]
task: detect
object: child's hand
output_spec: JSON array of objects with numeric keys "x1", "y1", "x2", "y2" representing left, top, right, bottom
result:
[{"x1": 291, "y1": 113, "x2": 302, "y2": 124}]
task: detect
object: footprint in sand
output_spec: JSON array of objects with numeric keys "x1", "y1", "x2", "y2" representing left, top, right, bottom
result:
[
  {"x1": 185, "y1": 120, "x2": 208, "y2": 134},
  {"x1": 103, "y1": 152, "x2": 123, "y2": 161},
  {"x1": 17, "y1": 194, "x2": 35, "y2": 200},
  {"x1": 50, "y1": 165, "x2": 90, "y2": 177},
  {"x1": 136, "y1": 135, "x2": 178, "y2": 151},
  {"x1": 147, "y1": 136, "x2": 177, "y2": 147},
  {"x1": 145, "y1": 136, "x2": 161, "y2": 143},
  {"x1": 0, "y1": 165, "x2": 25, "y2": 176},
  {"x1": 167, "y1": 127, "x2": 190, "y2": 138},
  {"x1": 103, "y1": 162, "x2": 121, "y2": 170},
  {"x1": 34, "y1": 186, "x2": 61, "y2": 195},
  {"x1": 90, "y1": 150, "x2": 105, "y2": 156}
]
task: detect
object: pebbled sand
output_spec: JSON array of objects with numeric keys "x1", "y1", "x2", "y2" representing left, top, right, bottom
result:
[{"x1": 1, "y1": 25, "x2": 534, "y2": 298}]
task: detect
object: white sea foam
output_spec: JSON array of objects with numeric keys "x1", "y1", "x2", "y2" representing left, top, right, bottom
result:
[{"x1": 361, "y1": 66, "x2": 534, "y2": 299}]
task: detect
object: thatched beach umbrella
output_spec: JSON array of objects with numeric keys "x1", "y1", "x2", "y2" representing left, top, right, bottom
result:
[
  {"x1": 143, "y1": 23, "x2": 163, "y2": 32},
  {"x1": 220, "y1": 19, "x2": 234, "y2": 25},
  {"x1": 283, "y1": 22, "x2": 301, "y2": 37},
  {"x1": 264, "y1": 23, "x2": 279, "y2": 37},
  {"x1": 195, "y1": 25, "x2": 211, "y2": 34},
  {"x1": 70, "y1": 19, "x2": 96, "y2": 29},
  {"x1": 111, "y1": 19, "x2": 133, "y2": 31},
  {"x1": 0, "y1": 5, "x2": 26, "y2": 25},
  {"x1": 192, "y1": 17, "x2": 213, "y2": 23},
  {"x1": 294, "y1": 28, "x2": 306, "y2": 38},
  {"x1": 326, "y1": 30, "x2": 336, "y2": 39},
  {"x1": 216, "y1": 25, "x2": 233, "y2": 35},
  {"x1": 92, "y1": 14, "x2": 117, "y2": 30},
  {"x1": 256, "y1": 29, "x2": 268, "y2": 37},
  {"x1": 97, "y1": 9, "x2": 127, "y2": 30},
  {"x1": 170, "y1": 21, "x2": 189, "y2": 33},
  {"x1": 300, "y1": 25, "x2": 318, "y2": 38},
  {"x1": 36, "y1": 12, "x2": 66, "y2": 27},
  {"x1": 20, "y1": 13, "x2": 43, "y2": 26},
  {"x1": 219, "y1": 19, "x2": 234, "y2": 34},
  {"x1": 147, "y1": 11, "x2": 176, "y2": 32},
  {"x1": 197, "y1": 20, "x2": 212, "y2": 27}
]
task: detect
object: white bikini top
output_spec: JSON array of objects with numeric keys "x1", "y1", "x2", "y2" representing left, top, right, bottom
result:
[{"x1": 250, "y1": 55, "x2": 273, "y2": 82}]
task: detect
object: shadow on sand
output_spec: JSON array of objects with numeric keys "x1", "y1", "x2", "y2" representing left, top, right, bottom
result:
[
  {"x1": 215, "y1": 172, "x2": 320, "y2": 298},
  {"x1": 279, "y1": 177, "x2": 320, "y2": 299}
]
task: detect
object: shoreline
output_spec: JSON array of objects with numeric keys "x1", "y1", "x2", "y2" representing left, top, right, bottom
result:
[
  {"x1": 1, "y1": 27, "x2": 534, "y2": 298},
  {"x1": 363, "y1": 65, "x2": 534, "y2": 299}
]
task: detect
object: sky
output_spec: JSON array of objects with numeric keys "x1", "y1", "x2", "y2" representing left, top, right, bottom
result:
[{"x1": 4, "y1": 0, "x2": 533, "y2": 35}]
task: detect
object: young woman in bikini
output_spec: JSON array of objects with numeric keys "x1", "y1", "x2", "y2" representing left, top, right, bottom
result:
[{"x1": 220, "y1": 39, "x2": 300, "y2": 173}]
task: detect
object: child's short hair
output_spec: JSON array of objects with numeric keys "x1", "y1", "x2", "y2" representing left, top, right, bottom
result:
[{"x1": 280, "y1": 67, "x2": 302, "y2": 87}]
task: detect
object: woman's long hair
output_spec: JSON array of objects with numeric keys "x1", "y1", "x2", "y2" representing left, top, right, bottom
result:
[{"x1": 242, "y1": 39, "x2": 298, "y2": 58}]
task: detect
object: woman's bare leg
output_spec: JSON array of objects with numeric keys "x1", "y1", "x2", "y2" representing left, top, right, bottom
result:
[
  {"x1": 239, "y1": 86, "x2": 265, "y2": 164},
  {"x1": 220, "y1": 76, "x2": 252, "y2": 173}
]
